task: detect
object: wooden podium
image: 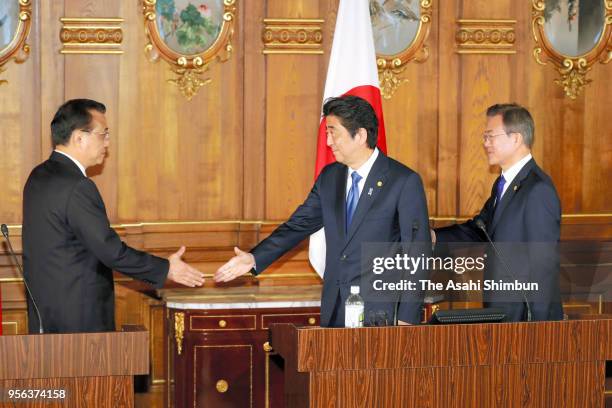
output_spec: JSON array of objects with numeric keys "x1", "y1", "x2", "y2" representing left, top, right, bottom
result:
[
  {"x1": 270, "y1": 319, "x2": 612, "y2": 407},
  {"x1": 0, "y1": 326, "x2": 149, "y2": 407}
]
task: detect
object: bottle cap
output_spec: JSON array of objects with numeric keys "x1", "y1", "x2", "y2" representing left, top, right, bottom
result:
[{"x1": 350, "y1": 285, "x2": 360, "y2": 294}]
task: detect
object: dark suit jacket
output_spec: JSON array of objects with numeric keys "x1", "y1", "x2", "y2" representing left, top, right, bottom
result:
[
  {"x1": 251, "y1": 152, "x2": 431, "y2": 326},
  {"x1": 435, "y1": 158, "x2": 563, "y2": 321},
  {"x1": 22, "y1": 152, "x2": 169, "y2": 333}
]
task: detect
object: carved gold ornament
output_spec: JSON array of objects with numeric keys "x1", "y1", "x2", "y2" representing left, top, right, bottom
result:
[
  {"x1": 59, "y1": 18, "x2": 123, "y2": 54},
  {"x1": 532, "y1": 0, "x2": 612, "y2": 99},
  {"x1": 143, "y1": 0, "x2": 237, "y2": 100},
  {"x1": 373, "y1": 0, "x2": 433, "y2": 99},
  {"x1": 262, "y1": 19, "x2": 324, "y2": 54},
  {"x1": 174, "y1": 312, "x2": 185, "y2": 355},
  {"x1": 456, "y1": 19, "x2": 516, "y2": 54},
  {"x1": 0, "y1": 0, "x2": 32, "y2": 85}
]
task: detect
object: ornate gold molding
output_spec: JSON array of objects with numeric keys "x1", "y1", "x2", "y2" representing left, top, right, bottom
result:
[
  {"x1": 376, "y1": 0, "x2": 433, "y2": 99},
  {"x1": 532, "y1": 0, "x2": 612, "y2": 99},
  {"x1": 456, "y1": 19, "x2": 516, "y2": 54},
  {"x1": 262, "y1": 18, "x2": 324, "y2": 55},
  {"x1": 174, "y1": 312, "x2": 185, "y2": 355},
  {"x1": 0, "y1": 0, "x2": 32, "y2": 85},
  {"x1": 59, "y1": 18, "x2": 124, "y2": 54},
  {"x1": 143, "y1": 0, "x2": 237, "y2": 100}
]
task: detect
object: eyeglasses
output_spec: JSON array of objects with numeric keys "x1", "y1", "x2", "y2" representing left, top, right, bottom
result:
[
  {"x1": 482, "y1": 132, "x2": 506, "y2": 143},
  {"x1": 81, "y1": 129, "x2": 110, "y2": 140}
]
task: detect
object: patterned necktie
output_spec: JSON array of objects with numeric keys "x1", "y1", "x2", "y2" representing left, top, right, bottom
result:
[
  {"x1": 346, "y1": 171, "x2": 362, "y2": 233},
  {"x1": 495, "y1": 175, "x2": 506, "y2": 206}
]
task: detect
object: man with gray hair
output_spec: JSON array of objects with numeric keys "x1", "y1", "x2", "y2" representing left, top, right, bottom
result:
[{"x1": 432, "y1": 103, "x2": 563, "y2": 321}]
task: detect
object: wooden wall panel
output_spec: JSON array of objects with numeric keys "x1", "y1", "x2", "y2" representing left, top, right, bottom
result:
[
  {"x1": 39, "y1": 0, "x2": 65, "y2": 157},
  {"x1": 582, "y1": 64, "x2": 612, "y2": 213},
  {"x1": 264, "y1": 1, "x2": 326, "y2": 221},
  {"x1": 0, "y1": 0, "x2": 41, "y2": 225},
  {"x1": 63, "y1": 1, "x2": 121, "y2": 220},
  {"x1": 115, "y1": 0, "x2": 243, "y2": 222},
  {"x1": 436, "y1": 0, "x2": 460, "y2": 217},
  {"x1": 381, "y1": 19, "x2": 439, "y2": 218}
]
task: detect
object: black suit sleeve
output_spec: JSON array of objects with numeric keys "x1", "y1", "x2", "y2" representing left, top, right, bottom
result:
[
  {"x1": 434, "y1": 198, "x2": 494, "y2": 243},
  {"x1": 396, "y1": 172, "x2": 431, "y2": 324},
  {"x1": 251, "y1": 176, "x2": 324, "y2": 274},
  {"x1": 435, "y1": 182, "x2": 497, "y2": 243},
  {"x1": 524, "y1": 181, "x2": 562, "y2": 320},
  {"x1": 66, "y1": 178, "x2": 169, "y2": 288}
]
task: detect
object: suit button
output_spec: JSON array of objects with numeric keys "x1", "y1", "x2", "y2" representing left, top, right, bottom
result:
[{"x1": 340, "y1": 254, "x2": 347, "y2": 261}]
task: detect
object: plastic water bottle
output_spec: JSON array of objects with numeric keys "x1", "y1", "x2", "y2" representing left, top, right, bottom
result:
[{"x1": 345, "y1": 285, "x2": 364, "y2": 328}]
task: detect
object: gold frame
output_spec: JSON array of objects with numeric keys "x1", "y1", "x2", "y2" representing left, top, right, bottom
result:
[
  {"x1": 374, "y1": 0, "x2": 433, "y2": 99},
  {"x1": 532, "y1": 0, "x2": 612, "y2": 99},
  {"x1": 143, "y1": 0, "x2": 237, "y2": 100},
  {"x1": 0, "y1": 0, "x2": 32, "y2": 85}
]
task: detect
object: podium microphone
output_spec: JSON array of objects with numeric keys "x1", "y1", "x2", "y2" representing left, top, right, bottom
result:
[
  {"x1": 474, "y1": 218, "x2": 532, "y2": 322},
  {"x1": 1, "y1": 224, "x2": 44, "y2": 333},
  {"x1": 393, "y1": 221, "x2": 419, "y2": 326}
]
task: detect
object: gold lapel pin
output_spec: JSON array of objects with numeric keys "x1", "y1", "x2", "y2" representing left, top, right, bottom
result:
[{"x1": 377, "y1": 181, "x2": 383, "y2": 187}]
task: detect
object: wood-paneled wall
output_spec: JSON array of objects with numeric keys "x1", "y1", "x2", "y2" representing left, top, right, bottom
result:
[
  {"x1": 2, "y1": 0, "x2": 610, "y2": 224},
  {"x1": 1, "y1": 0, "x2": 610, "y2": 298}
]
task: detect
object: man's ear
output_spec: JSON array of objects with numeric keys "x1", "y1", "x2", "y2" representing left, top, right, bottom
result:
[
  {"x1": 71, "y1": 131, "x2": 83, "y2": 147},
  {"x1": 511, "y1": 132, "x2": 523, "y2": 146},
  {"x1": 357, "y1": 127, "x2": 368, "y2": 146}
]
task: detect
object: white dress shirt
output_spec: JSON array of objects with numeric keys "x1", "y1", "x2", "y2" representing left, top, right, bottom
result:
[
  {"x1": 499, "y1": 153, "x2": 532, "y2": 199},
  {"x1": 346, "y1": 147, "x2": 379, "y2": 198},
  {"x1": 55, "y1": 150, "x2": 87, "y2": 177}
]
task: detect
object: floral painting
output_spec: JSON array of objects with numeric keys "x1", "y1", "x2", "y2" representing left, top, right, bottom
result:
[
  {"x1": 0, "y1": 0, "x2": 19, "y2": 49},
  {"x1": 369, "y1": 0, "x2": 420, "y2": 56},
  {"x1": 156, "y1": 0, "x2": 223, "y2": 55}
]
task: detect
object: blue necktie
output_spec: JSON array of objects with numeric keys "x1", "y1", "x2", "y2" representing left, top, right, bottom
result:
[
  {"x1": 346, "y1": 171, "x2": 362, "y2": 233},
  {"x1": 495, "y1": 175, "x2": 506, "y2": 205}
]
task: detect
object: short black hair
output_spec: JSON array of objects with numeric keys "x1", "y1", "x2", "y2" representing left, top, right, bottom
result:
[
  {"x1": 322, "y1": 95, "x2": 378, "y2": 149},
  {"x1": 486, "y1": 103, "x2": 534, "y2": 148},
  {"x1": 51, "y1": 99, "x2": 106, "y2": 147}
]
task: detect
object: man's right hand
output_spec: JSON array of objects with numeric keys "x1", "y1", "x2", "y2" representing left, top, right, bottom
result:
[
  {"x1": 214, "y1": 247, "x2": 255, "y2": 283},
  {"x1": 167, "y1": 246, "x2": 205, "y2": 287}
]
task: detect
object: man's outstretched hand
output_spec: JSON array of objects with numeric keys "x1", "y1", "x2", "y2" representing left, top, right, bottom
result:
[
  {"x1": 214, "y1": 247, "x2": 255, "y2": 283},
  {"x1": 167, "y1": 246, "x2": 205, "y2": 287}
]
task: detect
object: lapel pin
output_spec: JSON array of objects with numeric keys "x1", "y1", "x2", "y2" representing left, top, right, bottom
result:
[
  {"x1": 368, "y1": 187, "x2": 373, "y2": 196},
  {"x1": 377, "y1": 181, "x2": 383, "y2": 187},
  {"x1": 513, "y1": 185, "x2": 518, "y2": 191}
]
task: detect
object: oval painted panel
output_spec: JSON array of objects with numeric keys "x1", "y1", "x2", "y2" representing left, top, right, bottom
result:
[
  {"x1": 370, "y1": 0, "x2": 421, "y2": 56},
  {"x1": 0, "y1": 0, "x2": 20, "y2": 50},
  {"x1": 543, "y1": 0, "x2": 605, "y2": 57},
  {"x1": 156, "y1": 0, "x2": 224, "y2": 55}
]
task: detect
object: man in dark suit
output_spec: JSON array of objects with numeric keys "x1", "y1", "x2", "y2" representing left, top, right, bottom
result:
[
  {"x1": 433, "y1": 103, "x2": 563, "y2": 321},
  {"x1": 214, "y1": 95, "x2": 430, "y2": 326},
  {"x1": 22, "y1": 99, "x2": 205, "y2": 334}
]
